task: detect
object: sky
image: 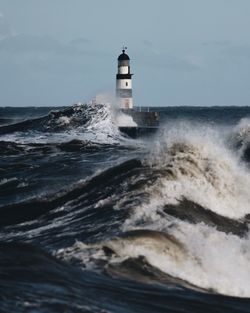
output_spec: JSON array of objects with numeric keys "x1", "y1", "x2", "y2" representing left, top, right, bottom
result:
[{"x1": 0, "y1": 0, "x2": 250, "y2": 107}]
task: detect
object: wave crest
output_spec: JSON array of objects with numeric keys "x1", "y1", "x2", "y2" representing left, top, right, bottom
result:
[
  {"x1": 141, "y1": 123, "x2": 250, "y2": 220},
  {"x1": 0, "y1": 103, "x2": 130, "y2": 144}
]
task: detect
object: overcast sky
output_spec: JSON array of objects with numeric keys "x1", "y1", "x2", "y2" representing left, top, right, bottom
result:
[{"x1": 0, "y1": 0, "x2": 250, "y2": 107}]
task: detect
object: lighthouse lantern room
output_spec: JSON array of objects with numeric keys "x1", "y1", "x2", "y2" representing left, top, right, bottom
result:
[{"x1": 116, "y1": 47, "x2": 133, "y2": 109}]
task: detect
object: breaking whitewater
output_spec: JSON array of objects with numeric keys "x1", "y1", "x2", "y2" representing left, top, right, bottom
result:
[{"x1": 2, "y1": 104, "x2": 250, "y2": 312}]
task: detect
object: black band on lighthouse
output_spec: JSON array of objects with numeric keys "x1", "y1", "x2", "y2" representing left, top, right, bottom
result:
[{"x1": 116, "y1": 74, "x2": 132, "y2": 79}]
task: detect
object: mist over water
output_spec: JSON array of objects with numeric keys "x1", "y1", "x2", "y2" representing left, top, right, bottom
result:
[{"x1": 1, "y1": 104, "x2": 250, "y2": 312}]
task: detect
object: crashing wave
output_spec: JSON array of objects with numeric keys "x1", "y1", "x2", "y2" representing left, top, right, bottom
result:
[
  {"x1": 0, "y1": 103, "x2": 134, "y2": 144},
  {"x1": 229, "y1": 118, "x2": 250, "y2": 161},
  {"x1": 56, "y1": 223, "x2": 250, "y2": 297},
  {"x1": 138, "y1": 122, "x2": 250, "y2": 220},
  {"x1": 3, "y1": 119, "x2": 250, "y2": 298}
]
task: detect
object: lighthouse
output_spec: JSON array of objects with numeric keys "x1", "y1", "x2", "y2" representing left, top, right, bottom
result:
[{"x1": 116, "y1": 47, "x2": 133, "y2": 109}]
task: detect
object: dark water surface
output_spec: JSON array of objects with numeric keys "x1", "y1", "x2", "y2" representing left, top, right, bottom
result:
[{"x1": 1, "y1": 104, "x2": 250, "y2": 312}]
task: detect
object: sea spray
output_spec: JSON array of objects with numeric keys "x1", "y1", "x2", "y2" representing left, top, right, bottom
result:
[
  {"x1": 140, "y1": 121, "x2": 250, "y2": 219},
  {"x1": 0, "y1": 102, "x2": 135, "y2": 145}
]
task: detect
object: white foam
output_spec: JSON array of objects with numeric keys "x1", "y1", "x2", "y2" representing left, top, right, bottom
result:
[
  {"x1": 0, "y1": 177, "x2": 18, "y2": 186},
  {"x1": 55, "y1": 240, "x2": 108, "y2": 270},
  {"x1": 56, "y1": 116, "x2": 71, "y2": 126},
  {"x1": 114, "y1": 121, "x2": 250, "y2": 297},
  {"x1": 136, "y1": 121, "x2": 250, "y2": 220},
  {"x1": 56, "y1": 215, "x2": 250, "y2": 297},
  {"x1": 233, "y1": 117, "x2": 250, "y2": 141},
  {"x1": 110, "y1": 220, "x2": 250, "y2": 297},
  {"x1": 115, "y1": 111, "x2": 137, "y2": 127},
  {"x1": 0, "y1": 102, "x2": 135, "y2": 145},
  {"x1": 230, "y1": 117, "x2": 250, "y2": 157}
]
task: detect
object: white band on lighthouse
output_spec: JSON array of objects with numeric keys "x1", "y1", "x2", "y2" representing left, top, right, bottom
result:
[
  {"x1": 116, "y1": 48, "x2": 133, "y2": 110},
  {"x1": 118, "y1": 66, "x2": 129, "y2": 75},
  {"x1": 116, "y1": 79, "x2": 132, "y2": 89}
]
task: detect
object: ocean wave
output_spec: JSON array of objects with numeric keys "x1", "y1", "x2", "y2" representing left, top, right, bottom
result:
[
  {"x1": 140, "y1": 121, "x2": 250, "y2": 220},
  {"x1": 229, "y1": 117, "x2": 250, "y2": 162},
  {"x1": 2, "y1": 121, "x2": 250, "y2": 298},
  {"x1": 0, "y1": 177, "x2": 20, "y2": 196},
  {"x1": 2, "y1": 241, "x2": 236, "y2": 313},
  {"x1": 0, "y1": 139, "x2": 121, "y2": 156},
  {"x1": 0, "y1": 103, "x2": 133, "y2": 145},
  {"x1": 53, "y1": 122, "x2": 250, "y2": 297},
  {"x1": 0, "y1": 159, "x2": 142, "y2": 227},
  {"x1": 56, "y1": 220, "x2": 250, "y2": 297},
  {"x1": 100, "y1": 224, "x2": 250, "y2": 297}
]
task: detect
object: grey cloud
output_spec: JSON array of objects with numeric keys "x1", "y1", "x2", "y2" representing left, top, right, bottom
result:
[
  {"x1": 141, "y1": 53, "x2": 201, "y2": 72},
  {"x1": 0, "y1": 12, "x2": 12, "y2": 40},
  {"x1": 202, "y1": 40, "x2": 250, "y2": 59},
  {"x1": 138, "y1": 43, "x2": 200, "y2": 71},
  {"x1": 163, "y1": 55, "x2": 200, "y2": 71},
  {"x1": 222, "y1": 44, "x2": 250, "y2": 59},
  {"x1": 202, "y1": 40, "x2": 232, "y2": 47},
  {"x1": 142, "y1": 40, "x2": 153, "y2": 47},
  {"x1": 0, "y1": 34, "x2": 61, "y2": 53},
  {"x1": 70, "y1": 37, "x2": 91, "y2": 45},
  {"x1": 0, "y1": 34, "x2": 106, "y2": 60},
  {"x1": 0, "y1": 34, "x2": 86, "y2": 56}
]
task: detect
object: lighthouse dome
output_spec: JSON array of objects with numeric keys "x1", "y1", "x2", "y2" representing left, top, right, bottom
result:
[{"x1": 118, "y1": 49, "x2": 130, "y2": 61}]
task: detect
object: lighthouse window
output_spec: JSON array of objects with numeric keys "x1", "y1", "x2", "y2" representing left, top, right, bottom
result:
[{"x1": 126, "y1": 82, "x2": 128, "y2": 86}]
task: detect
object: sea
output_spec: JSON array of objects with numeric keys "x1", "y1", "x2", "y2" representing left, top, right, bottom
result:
[{"x1": 1, "y1": 104, "x2": 250, "y2": 312}]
